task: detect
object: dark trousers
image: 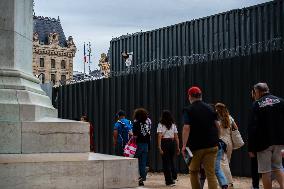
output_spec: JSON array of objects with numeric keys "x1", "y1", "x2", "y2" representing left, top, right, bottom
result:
[
  {"x1": 161, "y1": 140, "x2": 177, "y2": 184},
  {"x1": 114, "y1": 142, "x2": 125, "y2": 156},
  {"x1": 251, "y1": 156, "x2": 260, "y2": 188}
]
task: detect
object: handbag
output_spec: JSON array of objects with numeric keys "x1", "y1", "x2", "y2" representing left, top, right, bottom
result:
[
  {"x1": 231, "y1": 128, "x2": 244, "y2": 150},
  {"x1": 124, "y1": 137, "x2": 137, "y2": 158}
]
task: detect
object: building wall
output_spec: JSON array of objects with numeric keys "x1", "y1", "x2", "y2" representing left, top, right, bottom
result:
[{"x1": 32, "y1": 39, "x2": 76, "y2": 86}]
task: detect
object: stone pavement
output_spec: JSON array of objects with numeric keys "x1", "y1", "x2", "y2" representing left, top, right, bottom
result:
[{"x1": 131, "y1": 173, "x2": 281, "y2": 189}]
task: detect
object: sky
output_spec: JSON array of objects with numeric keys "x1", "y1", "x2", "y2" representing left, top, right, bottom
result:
[{"x1": 34, "y1": 0, "x2": 270, "y2": 72}]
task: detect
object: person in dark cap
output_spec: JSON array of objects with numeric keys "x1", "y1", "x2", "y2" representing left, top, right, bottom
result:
[
  {"x1": 248, "y1": 82, "x2": 284, "y2": 189},
  {"x1": 113, "y1": 110, "x2": 133, "y2": 156},
  {"x1": 182, "y1": 86, "x2": 219, "y2": 189}
]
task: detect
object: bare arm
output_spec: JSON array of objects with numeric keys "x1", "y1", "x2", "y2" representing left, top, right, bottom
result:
[
  {"x1": 174, "y1": 133, "x2": 180, "y2": 155},
  {"x1": 232, "y1": 121, "x2": 238, "y2": 130},
  {"x1": 182, "y1": 124, "x2": 190, "y2": 157},
  {"x1": 113, "y1": 130, "x2": 118, "y2": 146},
  {"x1": 215, "y1": 120, "x2": 221, "y2": 137},
  {"x1": 157, "y1": 132, "x2": 163, "y2": 155}
]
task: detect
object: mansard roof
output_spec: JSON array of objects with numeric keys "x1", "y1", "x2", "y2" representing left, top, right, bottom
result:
[{"x1": 33, "y1": 15, "x2": 67, "y2": 47}]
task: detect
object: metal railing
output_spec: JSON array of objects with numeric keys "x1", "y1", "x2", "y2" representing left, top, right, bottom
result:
[
  {"x1": 57, "y1": 37, "x2": 283, "y2": 86},
  {"x1": 110, "y1": 37, "x2": 283, "y2": 77}
]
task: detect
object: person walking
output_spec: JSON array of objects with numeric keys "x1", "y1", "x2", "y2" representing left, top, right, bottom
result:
[
  {"x1": 157, "y1": 110, "x2": 180, "y2": 186},
  {"x1": 133, "y1": 108, "x2": 151, "y2": 186},
  {"x1": 113, "y1": 110, "x2": 133, "y2": 156},
  {"x1": 215, "y1": 103, "x2": 239, "y2": 188},
  {"x1": 248, "y1": 82, "x2": 284, "y2": 189},
  {"x1": 182, "y1": 86, "x2": 219, "y2": 189},
  {"x1": 80, "y1": 115, "x2": 95, "y2": 152},
  {"x1": 199, "y1": 104, "x2": 229, "y2": 189},
  {"x1": 209, "y1": 104, "x2": 229, "y2": 189}
]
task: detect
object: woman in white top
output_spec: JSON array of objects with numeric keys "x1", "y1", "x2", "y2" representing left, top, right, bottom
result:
[
  {"x1": 215, "y1": 103, "x2": 239, "y2": 189},
  {"x1": 157, "y1": 110, "x2": 180, "y2": 186}
]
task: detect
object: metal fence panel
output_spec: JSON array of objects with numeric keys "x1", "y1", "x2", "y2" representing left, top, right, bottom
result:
[
  {"x1": 109, "y1": 0, "x2": 283, "y2": 73},
  {"x1": 54, "y1": 50, "x2": 284, "y2": 176}
]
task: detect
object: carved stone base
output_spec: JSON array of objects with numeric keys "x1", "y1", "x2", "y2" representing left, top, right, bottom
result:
[
  {"x1": 0, "y1": 153, "x2": 139, "y2": 189},
  {"x1": 0, "y1": 118, "x2": 90, "y2": 154}
]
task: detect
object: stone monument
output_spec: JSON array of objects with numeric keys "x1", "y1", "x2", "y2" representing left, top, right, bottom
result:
[{"x1": 0, "y1": 0, "x2": 138, "y2": 188}]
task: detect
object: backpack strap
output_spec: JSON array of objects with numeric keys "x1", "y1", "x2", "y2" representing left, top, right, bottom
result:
[{"x1": 117, "y1": 120, "x2": 128, "y2": 145}]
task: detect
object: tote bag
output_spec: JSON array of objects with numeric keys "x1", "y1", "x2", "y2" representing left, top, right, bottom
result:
[
  {"x1": 124, "y1": 137, "x2": 137, "y2": 158},
  {"x1": 231, "y1": 129, "x2": 244, "y2": 149}
]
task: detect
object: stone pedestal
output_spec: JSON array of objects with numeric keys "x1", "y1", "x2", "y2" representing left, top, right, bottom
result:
[
  {"x1": 0, "y1": 153, "x2": 139, "y2": 189},
  {"x1": 0, "y1": 0, "x2": 139, "y2": 188}
]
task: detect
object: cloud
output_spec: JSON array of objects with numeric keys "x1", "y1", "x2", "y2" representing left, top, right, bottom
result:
[{"x1": 34, "y1": 0, "x2": 271, "y2": 72}]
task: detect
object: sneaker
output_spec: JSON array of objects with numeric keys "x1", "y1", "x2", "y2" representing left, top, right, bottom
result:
[
  {"x1": 228, "y1": 184, "x2": 234, "y2": 189},
  {"x1": 168, "y1": 183, "x2": 176, "y2": 187},
  {"x1": 222, "y1": 185, "x2": 228, "y2": 189},
  {"x1": 166, "y1": 181, "x2": 176, "y2": 186},
  {"x1": 139, "y1": 180, "x2": 144, "y2": 186}
]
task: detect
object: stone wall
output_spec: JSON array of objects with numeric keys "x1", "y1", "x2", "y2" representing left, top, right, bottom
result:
[{"x1": 32, "y1": 43, "x2": 75, "y2": 86}]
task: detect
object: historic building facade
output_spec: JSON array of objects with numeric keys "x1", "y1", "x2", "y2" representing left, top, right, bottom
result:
[{"x1": 32, "y1": 16, "x2": 76, "y2": 85}]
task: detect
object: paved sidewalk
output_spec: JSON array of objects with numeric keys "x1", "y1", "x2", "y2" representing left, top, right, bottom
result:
[{"x1": 134, "y1": 172, "x2": 281, "y2": 189}]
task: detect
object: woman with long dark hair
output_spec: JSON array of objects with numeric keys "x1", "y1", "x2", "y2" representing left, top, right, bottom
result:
[
  {"x1": 133, "y1": 108, "x2": 151, "y2": 186},
  {"x1": 157, "y1": 110, "x2": 180, "y2": 186}
]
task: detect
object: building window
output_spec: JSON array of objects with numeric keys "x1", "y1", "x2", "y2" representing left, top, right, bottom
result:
[
  {"x1": 61, "y1": 60, "x2": 66, "y2": 69},
  {"x1": 51, "y1": 74, "x2": 56, "y2": 85},
  {"x1": 51, "y1": 59, "x2": 55, "y2": 68},
  {"x1": 40, "y1": 58, "x2": 44, "y2": 67}
]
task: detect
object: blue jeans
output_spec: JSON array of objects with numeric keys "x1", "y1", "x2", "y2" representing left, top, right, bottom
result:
[
  {"x1": 215, "y1": 147, "x2": 228, "y2": 186},
  {"x1": 135, "y1": 143, "x2": 148, "y2": 180}
]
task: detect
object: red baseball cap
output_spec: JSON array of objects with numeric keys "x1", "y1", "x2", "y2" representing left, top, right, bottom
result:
[{"x1": 188, "y1": 86, "x2": 202, "y2": 96}]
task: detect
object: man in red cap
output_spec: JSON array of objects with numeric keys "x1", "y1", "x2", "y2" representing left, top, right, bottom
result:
[{"x1": 182, "y1": 86, "x2": 219, "y2": 189}]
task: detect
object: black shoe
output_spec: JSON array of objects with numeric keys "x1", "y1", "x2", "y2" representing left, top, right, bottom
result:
[
  {"x1": 166, "y1": 181, "x2": 176, "y2": 186},
  {"x1": 222, "y1": 185, "x2": 228, "y2": 189},
  {"x1": 139, "y1": 180, "x2": 144, "y2": 186}
]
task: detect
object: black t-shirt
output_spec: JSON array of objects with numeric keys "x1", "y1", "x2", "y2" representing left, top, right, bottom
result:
[
  {"x1": 248, "y1": 94, "x2": 284, "y2": 152},
  {"x1": 183, "y1": 101, "x2": 219, "y2": 151},
  {"x1": 133, "y1": 121, "x2": 151, "y2": 144}
]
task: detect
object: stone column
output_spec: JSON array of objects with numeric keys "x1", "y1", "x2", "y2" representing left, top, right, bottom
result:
[
  {"x1": 0, "y1": 0, "x2": 55, "y2": 122},
  {"x1": 0, "y1": 0, "x2": 89, "y2": 154},
  {"x1": 0, "y1": 2, "x2": 139, "y2": 188}
]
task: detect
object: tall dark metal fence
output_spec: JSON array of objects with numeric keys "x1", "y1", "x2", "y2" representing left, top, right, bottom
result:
[
  {"x1": 109, "y1": 0, "x2": 284, "y2": 73},
  {"x1": 53, "y1": 49, "x2": 284, "y2": 176}
]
